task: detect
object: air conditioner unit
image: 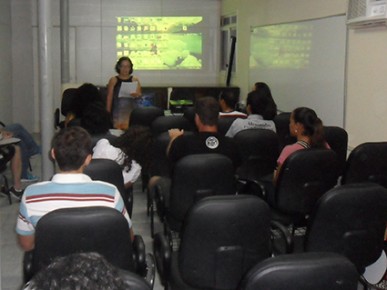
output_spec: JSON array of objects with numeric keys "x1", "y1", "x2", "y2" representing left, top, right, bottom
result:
[{"x1": 347, "y1": 0, "x2": 387, "y2": 28}]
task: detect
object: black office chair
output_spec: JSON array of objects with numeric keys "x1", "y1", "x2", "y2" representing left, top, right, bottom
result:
[
  {"x1": 146, "y1": 131, "x2": 172, "y2": 216},
  {"x1": 84, "y1": 158, "x2": 133, "y2": 217},
  {"x1": 152, "y1": 153, "x2": 237, "y2": 236},
  {"x1": 218, "y1": 116, "x2": 238, "y2": 136},
  {"x1": 273, "y1": 112, "x2": 296, "y2": 151},
  {"x1": 151, "y1": 115, "x2": 192, "y2": 135},
  {"x1": 23, "y1": 206, "x2": 155, "y2": 286},
  {"x1": 154, "y1": 195, "x2": 273, "y2": 290},
  {"x1": 0, "y1": 144, "x2": 15, "y2": 204},
  {"x1": 303, "y1": 183, "x2": 387, "y2": 287},
  {"x1": 269, "y1": 148, "x2": 340, "y2": 230},
  {"x1": 324, "y1": 126, "x2": 348, "y2": 177},
  {"x1": 129, "y1": 106, "x2": 164, "y2": 128},
  {"x1": 342, "y1": 142, "x2": 387, "y2": 188},
  {"x1": 182, "y1": 106, "x2": 197, "y2": 132},
  {"x1": 239, "y1": 252, "x2": 359, "y2": 290},
  {"x1": 234, "y1": 129, "x2": 280, "y2": 181}
]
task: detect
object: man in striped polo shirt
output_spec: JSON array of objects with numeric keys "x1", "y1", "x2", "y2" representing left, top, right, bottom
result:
[{"x1": 16, "y1": 126, "x2": 133, "y2": 251}]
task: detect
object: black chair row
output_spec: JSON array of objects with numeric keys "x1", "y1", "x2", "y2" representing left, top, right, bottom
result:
[
  {"x1": 153, "y1": 181, "x2": 387, "y2": 290},
  {"x1": 23, "y1": 206, "x2": 155, "y2": 289}
]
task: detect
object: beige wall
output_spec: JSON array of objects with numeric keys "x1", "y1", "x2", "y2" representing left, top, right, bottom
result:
[{"x1": 222, "y1": 0, "x2": 387, "y2": 148}]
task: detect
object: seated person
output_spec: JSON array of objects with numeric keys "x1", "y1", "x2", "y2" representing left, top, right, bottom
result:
[
  {"x1": 274, "y1": 107, "x2": 330, "y2": 181},
  {"x1": 93, "y1": 125, "x2": 153, "y2": 189},
  {"x1": 168, "y1": 96, "x2": 241, "y2": 169},
  {"x1": 23, "y1": 252, "x2": 127, "y2": 290},
  {"x1": 16, "y1": 126, "x2": 133, "y2": 252},
  {"x1": 1, "y1": 123, "x2": 40, "y2": 181},
  {"x1": 80, "y1": 101, "x2": 115, "y2": 146},
  {"x1": 218, "y1": 90, "x2": 247, "y2": 118},
  {"x1": 252, "y1": 81, "x2": 277, "y2": 120},
  {"x1": 65, "y1": 83, "x2": 104, "y2": 127},
  {"x1": 225, "y1": 89, "x2": 277, "y2": 137},
  {"x1": 148, "y1": 96, "x2": 241, "y2": 192}
]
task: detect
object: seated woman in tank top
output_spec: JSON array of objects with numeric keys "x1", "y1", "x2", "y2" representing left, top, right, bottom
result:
[{"x1": 274, "y1": 107, "x2": 330, "y2": 182}]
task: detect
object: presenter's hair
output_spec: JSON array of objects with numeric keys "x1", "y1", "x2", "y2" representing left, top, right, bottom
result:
[{"x1": 115, "y1": 56, "x2": 134, "y2": 74}]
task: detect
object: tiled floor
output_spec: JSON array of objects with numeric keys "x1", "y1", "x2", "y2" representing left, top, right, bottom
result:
[{"x1": 0, "y1": 155, "x2": 164, "y2": 289}]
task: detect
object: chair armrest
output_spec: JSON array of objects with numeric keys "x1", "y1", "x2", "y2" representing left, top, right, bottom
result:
[
  {"x1": 236, "y1": 178, "x2": 266, "y2": 199},
  {"x1": 270, "y1": 220, "x2": 294, "y2": 255},
  {"x1": 153, "y1": 232, "x2": 172, "y2": 286},
  {"x1": 23, "y1": 250, "x2": 34, "y2": 283},
  {"x1": 132, "y1": 235, "x2": 146, "y2": 276},
  {"x1": 154, "y1": 177, "x2": 171, "y2": 222},
  {"x1": 125, "y1": 187, "x2": 133, "y2": 218}
]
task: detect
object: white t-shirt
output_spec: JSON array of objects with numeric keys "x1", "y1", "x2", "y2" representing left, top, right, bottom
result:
[{"x1": 92, "y1": 139, "x2": 141, "y2": 184}]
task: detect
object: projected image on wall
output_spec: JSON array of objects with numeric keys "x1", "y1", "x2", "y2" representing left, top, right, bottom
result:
[
  {"x1": 116, "y1": 16, "x2": 203, "y2": 70},
  {"x1": 250, "y1": 23, "x2": 313, "y2": 70}
]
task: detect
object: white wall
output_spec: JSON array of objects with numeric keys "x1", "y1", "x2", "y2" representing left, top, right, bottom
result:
[
  {"x1": 12, "y1": 0, "x2": 35, "y2": 131},
  {"x1": 222, "y1": 0, "x2": 387, "y2": 148},
  {"x1": 346, "y1": 26, "x2": 387, "y2": 148},
  {"x1": 0, "y1": 0, "x2": 12, "y2": 123}
]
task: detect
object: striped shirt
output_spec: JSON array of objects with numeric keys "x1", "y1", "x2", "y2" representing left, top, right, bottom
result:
[{"x1": 16, "y1": 173, "x2": 131, "y2": 236}]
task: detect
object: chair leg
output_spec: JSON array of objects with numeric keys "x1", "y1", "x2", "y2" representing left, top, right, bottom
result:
[
  {"x1": 1, "y1": 174, "x2": 12, "y2": 205},
  {"x1": 150, "y1": 201, "x2": 155, "y2": 238},
  {"x1": 147, "y1": 188, "x2": 151, "y2": 216}
]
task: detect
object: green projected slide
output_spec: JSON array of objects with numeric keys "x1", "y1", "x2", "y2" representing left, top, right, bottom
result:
[
  {"x1": 250, "y1": 23, "x2": 313, "y2": 70},
  {"x1": 116, "y1": 16, "x2": 203, "y2": 70}
]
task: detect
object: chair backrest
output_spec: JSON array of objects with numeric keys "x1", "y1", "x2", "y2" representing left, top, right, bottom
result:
[
  {"x1": 151, "y1": 115, "x2": 192, "y2": 135},
  {"x1": 239, "y1": 252, "x2": 359, "y2": 290},
  {"x1": 182, "y1": 106, "x2": 196, "y2": 131},
  {"x1": 324, "y1": 126, "x2": 348, "y2": 176},
  {"x1": 178, "y1": 195, "x2": 271, "y2": 290},
  {"x1": 275, "y1": 148, "x2": 339, "y2": 215},
  {"x1": 129, "y1": 106, "x2": 164, "y2": 128},
  {"x1": 218, "y1": 117, "x2": 238, "y2": 135},
  {"x1": 118, "y1": 270, "x2": 152, "y2": 290},
  {"x1": 273, "y1": 112, "x2": 296, "y2": 151},
  {"x1": 148, "y1": 131, "x2": 171, "y2": 178},
  {"x1": 342, "y1": 142, "x2": 387, "y2": 188},
  {"x1": 168, "y1": 153, "x2": 236, "y2": 231},
  {"x1": 305, "y1": 183, "x2": 387, "y2": 275},
  {"x1": 233, "y1": 129, "x2": 279, "y2": 180},
  {"x1": 33, "y1": 206, "x2": 134, "y2": 275},
  {"x1": 84, "y1": 159, "x2": 131, "y2": 216}
]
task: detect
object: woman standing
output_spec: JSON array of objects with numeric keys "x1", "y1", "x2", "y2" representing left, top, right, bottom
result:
[{"x1": 106, "y1": 56, "x2": 142, "y2": 130}]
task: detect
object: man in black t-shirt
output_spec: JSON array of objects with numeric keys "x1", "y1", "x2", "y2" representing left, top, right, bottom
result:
[{"x1": 167, "y1": 96, "x2": 241, "y2": 170}]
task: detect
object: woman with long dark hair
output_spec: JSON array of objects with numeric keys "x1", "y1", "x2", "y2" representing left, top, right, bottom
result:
[
  {"x1": 275, "y1": 107, "x2": 329, "y2": 180},
  {"x1": 92, "y1": 126, "x2": 152, "y2": 189}
]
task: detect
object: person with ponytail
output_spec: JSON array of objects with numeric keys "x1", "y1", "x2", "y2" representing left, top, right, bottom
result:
[{"x1": 274, "y1": 107, "x2": 330, "y2": 181}]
